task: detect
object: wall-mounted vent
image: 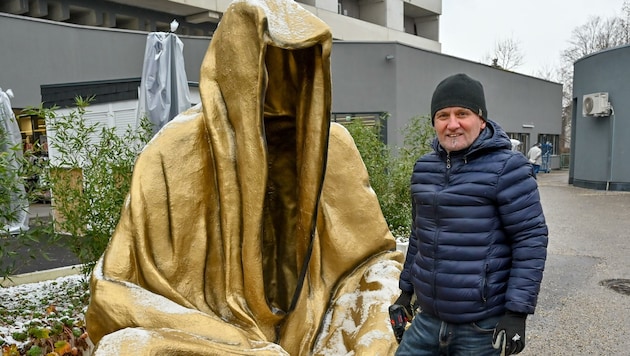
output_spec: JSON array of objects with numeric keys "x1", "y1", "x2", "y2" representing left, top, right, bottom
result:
[{"x1": 583, "y1": 92, "x2": 611, "y2": 117}]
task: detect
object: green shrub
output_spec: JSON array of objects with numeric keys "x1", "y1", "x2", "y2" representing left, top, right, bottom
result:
[
  {"x1": 344, "y1": 114, "x2": 433, "y2": 238},
  {"x1": 25, "y1": 345, "x2": 42, "y2": 356},
  {"x1": 22, "y1": 96, "x2": 153, "y2": 274},
  {"x1": 11, "y1": 331, "x2": 28, "y2": 342}
]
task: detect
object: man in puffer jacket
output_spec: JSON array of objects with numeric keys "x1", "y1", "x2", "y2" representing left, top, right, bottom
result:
[{"x1": 393, "y1": 73, "x2": 548, "y2": 356}]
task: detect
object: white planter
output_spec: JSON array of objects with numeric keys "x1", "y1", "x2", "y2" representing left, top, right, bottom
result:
[{"x1": 396, "y1": 241, "x2": 409, "y2": 256}]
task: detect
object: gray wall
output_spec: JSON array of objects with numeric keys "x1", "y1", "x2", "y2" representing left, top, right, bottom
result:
[
  {"x1": 571, "y1": 44, "x2": 630, "y2": 191},
  {"x1": 0, "y1": 13, "x2": 210, "y2": 108},
  {"x1": 330, "y1": 42, "x2": 399, "y2": 137},
  {"x1": 3, "y1": 12, "x2": 563, "y2": 166},
  {"x1": 331, "y1": 42, "x2": 563, "y2": 154}
]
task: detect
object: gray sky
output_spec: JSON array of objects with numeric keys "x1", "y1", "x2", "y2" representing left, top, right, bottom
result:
[{"x1": 439, "y1": 0, "x2": 626, "y2": 77}]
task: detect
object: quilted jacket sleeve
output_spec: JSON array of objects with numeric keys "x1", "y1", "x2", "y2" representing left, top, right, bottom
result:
[{"x1": 496, "y1": 154, "x2": 548, "y2": 314}]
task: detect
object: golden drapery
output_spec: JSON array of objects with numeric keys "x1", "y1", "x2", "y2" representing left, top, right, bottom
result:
[{"x1": 86, "y1": 0, "x2": 403, "y2": 354}]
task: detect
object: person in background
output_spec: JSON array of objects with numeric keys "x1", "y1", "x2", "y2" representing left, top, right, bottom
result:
[
  {"x1": 541, "y1": 141, "x2": 553, "y2": 173},
  {"x1": 392, "y1": 73, "x2": 548, "y2": 355},
  {"x1": 527, "y1": 142, "x2": 542, "y2": 179},
  {"x1": 510, "y1": 138, "x2": 522, "y2": 152}
]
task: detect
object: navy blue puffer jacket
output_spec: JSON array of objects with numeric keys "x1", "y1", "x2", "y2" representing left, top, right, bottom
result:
[{"x1": 399, "y1": 119, "x2": 548, "y2": 324}]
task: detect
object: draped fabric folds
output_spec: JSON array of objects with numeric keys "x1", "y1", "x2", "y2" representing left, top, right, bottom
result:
[
  {"x1": 86, "y1": 0, "x2": 403, "y2": 354},
  {"x1": 0, "y1": 88, "x2": 29, "y2": 233}
]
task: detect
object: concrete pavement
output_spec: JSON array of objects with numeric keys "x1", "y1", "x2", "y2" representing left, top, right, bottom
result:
[{"x1": 523, "y1": 170, "x2": 630, "y2": 355}]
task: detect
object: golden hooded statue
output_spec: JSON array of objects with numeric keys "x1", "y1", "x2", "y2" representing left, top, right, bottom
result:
[{"x1": 85, "y1": 0, "x2": 404, "y2": 354}]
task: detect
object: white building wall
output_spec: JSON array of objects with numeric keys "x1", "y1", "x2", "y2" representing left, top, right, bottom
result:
[
  {"x1": 314, "y1": 0, "x2": 339, "y2": 13},
  {"x1": 174, "y1": 0, "x2": 441, "y2": 51},
  {"x1": 386, "y1": 0, "x2": 405, "y2": 31},
  {"x1": 358, "y1": 0, "x2": 404, "y2": 31},
  {"x1": 303, "y1": 4, "x2": 441, "y2": 52}
]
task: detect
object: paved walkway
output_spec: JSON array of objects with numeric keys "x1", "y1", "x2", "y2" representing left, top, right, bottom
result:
[{"x1": 523, "y1": 169, "x2": 630, "y2": 355}]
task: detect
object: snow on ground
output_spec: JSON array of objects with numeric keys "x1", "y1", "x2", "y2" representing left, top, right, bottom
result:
[{"x1": 0, "y1": 274, "x2": 88, "y2": 349}]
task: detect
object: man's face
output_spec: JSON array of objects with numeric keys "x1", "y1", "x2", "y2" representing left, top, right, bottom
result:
[{"x1": 433, "y1": 107, "x2": 486, "y2": 153}]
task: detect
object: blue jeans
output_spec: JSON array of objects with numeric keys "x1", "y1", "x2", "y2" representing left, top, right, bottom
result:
[
  {"x1": 532, "y1": 164, "x2": 540, "y2": 179},
  {"x1": 395, "y1": 312, "x2": 501, "y2": 356}
]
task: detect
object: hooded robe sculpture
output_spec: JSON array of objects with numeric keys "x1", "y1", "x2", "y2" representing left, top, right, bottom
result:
[
  {"x1": 86, "y1": 0, "x2": 403, "y2": 354},
  {"x1": 137, "y1": 29, "x2": 192, "y2": 135}
]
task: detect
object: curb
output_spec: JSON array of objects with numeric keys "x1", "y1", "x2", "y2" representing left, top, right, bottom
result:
[{"x1": 1, "y1": 264, "x2": 83, "y2": 287}]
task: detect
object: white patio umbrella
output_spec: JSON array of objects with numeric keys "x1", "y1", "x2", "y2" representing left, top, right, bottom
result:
[
  {"x1": 137, "y1": 20, "x2": 192, "y2": 135},
  {"x1": 0, "y1": 88, "x2": 29, "y2": 233}
]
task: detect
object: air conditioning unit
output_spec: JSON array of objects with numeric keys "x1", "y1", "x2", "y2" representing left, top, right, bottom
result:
[{"x1": 582, "y1": 92, "x2": 611, "y2": 117}]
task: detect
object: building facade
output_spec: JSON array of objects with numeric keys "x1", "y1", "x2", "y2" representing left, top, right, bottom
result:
[
  {"x1": 1, "y1": 0, "x2": 563, "y2": 168},
  {"x1": 571, "y1": 44, "x2": 630, "y2": 191},
  {"x1": 330, "y1": 42, "x2": 563, "y2": 166},
  {"x1": 0, "y1": 0, "x2": 441, "y2": 49}
]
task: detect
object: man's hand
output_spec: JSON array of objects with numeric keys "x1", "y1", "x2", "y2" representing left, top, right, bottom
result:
[
  {"x1": 492, "y1": 311, "x2": 527, "y2": 355},
  {"x1": 393, "y1": 292, "x2": 414, "y2": 319},
  {"x1": 388, "y1": 292, "x2": 414, "y2": 343}
]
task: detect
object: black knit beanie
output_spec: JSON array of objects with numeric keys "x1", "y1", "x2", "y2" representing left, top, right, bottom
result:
[{"x1": 430, "y1": 73, "x2": 487, "y2": 125}]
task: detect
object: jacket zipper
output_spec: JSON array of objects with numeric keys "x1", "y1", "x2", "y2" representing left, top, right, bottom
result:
[{"x1": 433, "y1": 152, "x2": 452, "y2": 315}]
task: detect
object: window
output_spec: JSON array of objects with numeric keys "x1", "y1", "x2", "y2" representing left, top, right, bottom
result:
[
  {"x1": 537, "y1": 134, "x2": 559, "y2": 155},
  {"x1": 331, "y1": 112, "x2": 387, "y2": 143},
  {"x1": 331, "y1": 112, "x2": 381, "y2": 126},
  {"x1": 506, "y1": 132, "x2": 530, "y2": 155}
]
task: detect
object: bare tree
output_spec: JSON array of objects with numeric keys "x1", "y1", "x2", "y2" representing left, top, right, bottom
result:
[
  {"x1": 484, "y1": 37, "x2": 524, "y2": 70},
  {"x1": 622, "y1": 0, "x2": 630, "y2": 43},
  {"x1": 561, "y1": 16, "x2": 626, "y2": 64},
  {"x1": 533, "y1": 64, "x2": 559, "y2": 82},
  {"x1": 559, "y1": 14, "x2": 630, "y2": 107}
]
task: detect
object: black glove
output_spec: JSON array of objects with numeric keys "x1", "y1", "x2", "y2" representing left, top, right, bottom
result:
[
  {"x1": 492, "y1": 311, "x2": 527, "y2": 355},
  {"x1": 393, "y1": 292, "x2": 414, "y2": 319},
  {"x1": 389, "y1": 292, "x2": 414, "y2": 343}
]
